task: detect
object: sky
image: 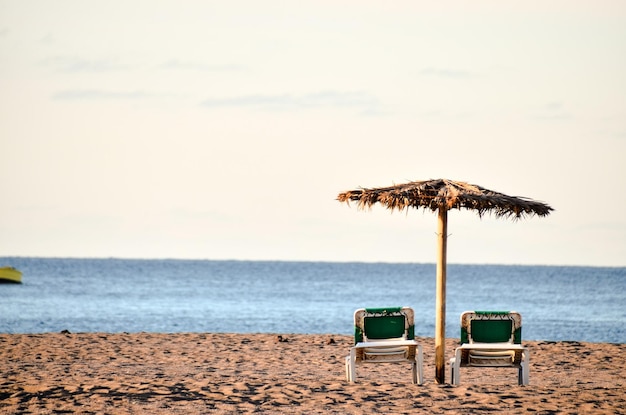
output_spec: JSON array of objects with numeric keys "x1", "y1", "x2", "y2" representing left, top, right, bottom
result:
[{"x1": 1, "y1": 1, "x2": 625, "y2": 267}]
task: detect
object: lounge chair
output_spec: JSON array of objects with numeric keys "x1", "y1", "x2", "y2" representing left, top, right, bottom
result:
[
  {"x1": 449, "y1": 311, "x2": 529, "y2": 385},
  {"x1": 345, "y1": 307, "x2": 424, "y2": 384}
]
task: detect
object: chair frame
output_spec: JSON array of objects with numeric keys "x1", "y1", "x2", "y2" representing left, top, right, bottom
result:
[
  {"x1": 449, "y1": 311, "x2": 529, "y2": 385},
  {"x1": 345, "y1": 307, "x2": 423, "y2": 384}
]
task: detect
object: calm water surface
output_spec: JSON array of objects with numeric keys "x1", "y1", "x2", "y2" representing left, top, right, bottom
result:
[{"x1": 1, "y1": 258, "x2": 624, "y2": 343}]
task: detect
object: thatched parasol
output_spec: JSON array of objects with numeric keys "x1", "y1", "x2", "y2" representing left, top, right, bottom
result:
[{"x1": 337, "y1": 178, "x2": 553, "y2": 384}]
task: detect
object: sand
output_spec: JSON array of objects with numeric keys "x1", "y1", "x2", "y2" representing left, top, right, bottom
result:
[{"x1": 1, "y1": 332, "x2": 624, "y2": 414}]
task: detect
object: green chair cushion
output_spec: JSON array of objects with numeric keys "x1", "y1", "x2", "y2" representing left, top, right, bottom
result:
[
  {"x1": 470, "y1": 320, "x2": 513, "y2": 343},
  {"x1": 364, "y1": 315, "x2": 406, "y2": 340}
]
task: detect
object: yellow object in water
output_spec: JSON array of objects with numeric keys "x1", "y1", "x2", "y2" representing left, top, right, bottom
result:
[{"x1": 0, "y1": 266, "x2": 22, "y2": 283}]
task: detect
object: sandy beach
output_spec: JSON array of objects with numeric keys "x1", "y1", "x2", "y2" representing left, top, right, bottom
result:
[{"x1": 1, "y1": 332, "x2": 624, "y2": 414}]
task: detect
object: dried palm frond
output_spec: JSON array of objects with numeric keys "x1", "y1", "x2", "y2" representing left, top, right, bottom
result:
[{"x1": 337, "y1": 179, "x2": 553, "y2": 219}]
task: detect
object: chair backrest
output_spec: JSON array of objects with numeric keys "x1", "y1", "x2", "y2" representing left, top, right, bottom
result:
[
  {"x1": 354, "y1": 307, "x2": 415, "y2": 344},
  {"x1": 460, "y1": 311, "x2": 522, "y2": 345}
]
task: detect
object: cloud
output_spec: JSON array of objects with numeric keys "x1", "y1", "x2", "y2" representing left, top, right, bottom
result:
[
  {"x1": 41, "y1": 56, "x2": 247, "y2": 73},
  {"x1": 40, "y1": 56, "x2": 130, "y2": 72},
  {"x1": 159, "y1": 59, "x2": 246, "y2": 72},
  {"x1": 532, "y1": 113, "x2": 573, "y2": 121},
  {"x1": 545, "y1": 101, "x2": 564, "y2": 111},
  {"x1": 417, "y1": 109, "x2": 475, "y2": 120},
  {"x1": 419, "y1": 67, "x2": 480, "y2": 79},
  {"x1": 200, "y1": 91, "x2": 380, "y2": 112},
  {"x1": 613, "y1": 131, "x2": 626, "y2": 140},
  {"x1": 52, "y1": 89, "x2": 154, "y2": 100},
  {"x1": 530, "y1": 101, "x2": 573, "y2": 121}
]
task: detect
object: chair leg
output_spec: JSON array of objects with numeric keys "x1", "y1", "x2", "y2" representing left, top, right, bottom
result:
[
  {"x1": 345, "y1": 355, "x2": 351, "y2": 382},
  {"x1": 416, "y1": 345, "x2": 424, "y2": 385},
  {"x1": 348, "y1": 348, "x2": 357, "y2": 383},
  {"x1": 450, "y1": 348, "x2": 462, "y2": 385},
  {"x1": 449, "y1": 359, "x2": 456, "y2": 385},
  {"x1": 520, "y1": 349, "x2": 530, "y2": 385},
  {"x1": 520, "y1": 362, "x2": 529, "y2": 385},
  {"x1": 450, "y1": 360, "x2": 454, "y2": 385}
]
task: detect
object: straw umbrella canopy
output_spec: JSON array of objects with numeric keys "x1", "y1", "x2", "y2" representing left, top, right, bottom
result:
[{"x1": 337, "y1": 179, "x2": 553, "y2": 384}]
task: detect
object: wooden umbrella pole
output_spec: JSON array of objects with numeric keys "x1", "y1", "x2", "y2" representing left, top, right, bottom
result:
[{"x1": 435, "y1": 207, "x2": 448, "y2": 384}]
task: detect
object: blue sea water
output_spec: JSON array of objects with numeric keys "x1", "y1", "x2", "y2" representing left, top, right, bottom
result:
[{"x1": 1, "y1": 257, "x2": 624, "y2": 343}]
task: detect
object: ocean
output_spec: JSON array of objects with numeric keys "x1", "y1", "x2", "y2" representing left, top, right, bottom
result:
[{"x1": 1, "y1": 258, "x2": 624, "y2": 343}]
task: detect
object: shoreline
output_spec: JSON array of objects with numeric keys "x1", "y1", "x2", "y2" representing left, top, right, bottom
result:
[
  {"x1": 2, "y1": 333, "x2": 625, "y2": 414},
  {"x1": 3, "y1": 330, "x2": 624, "y2": 345}
]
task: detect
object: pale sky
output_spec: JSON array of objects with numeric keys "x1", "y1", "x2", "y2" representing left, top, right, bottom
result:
[{"x1": 1, "y1": 1, "x2": 625, "y2": 267}]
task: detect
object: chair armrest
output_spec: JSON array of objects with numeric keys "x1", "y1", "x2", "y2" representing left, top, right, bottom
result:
[{"x1": 353, "y1": 339, "x2": 419, "y2": 349}]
